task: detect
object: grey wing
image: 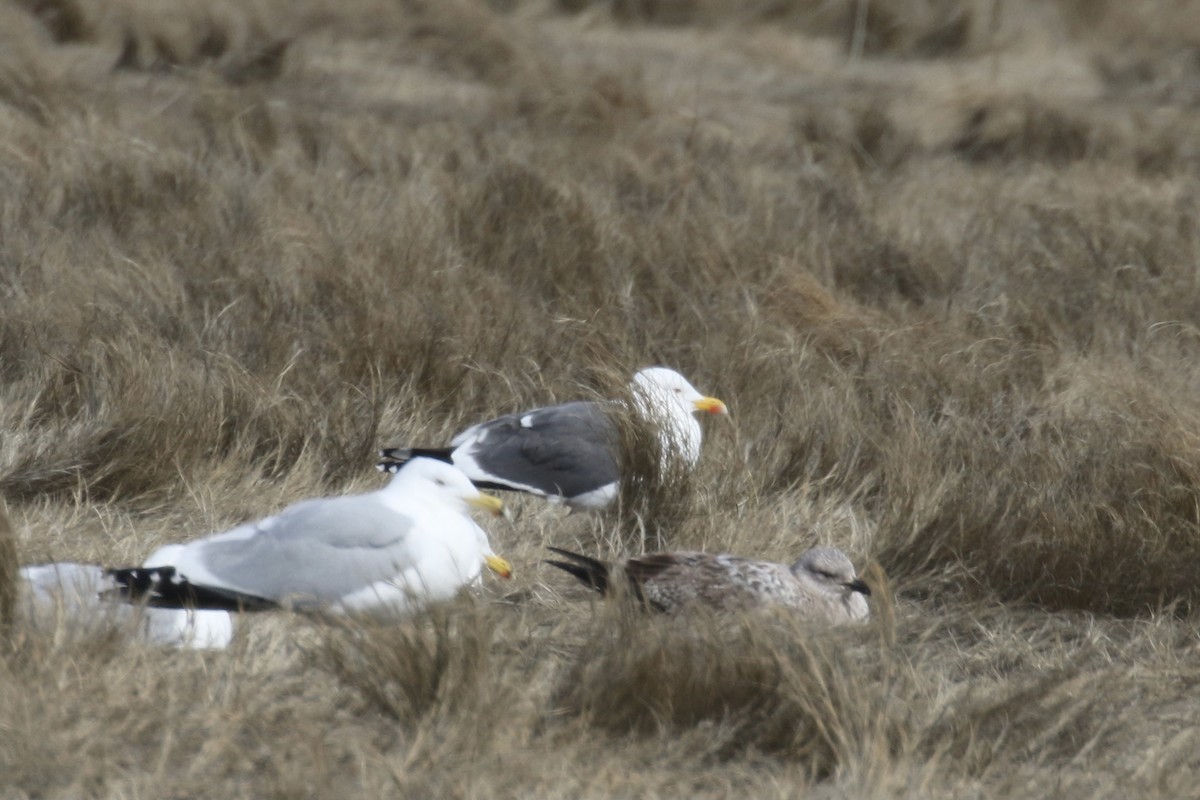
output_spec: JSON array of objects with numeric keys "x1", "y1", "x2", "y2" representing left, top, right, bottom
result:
[
  {"x1": 192, "y1": 496, "x2": 417, "y2": 607},
  {"x1": 453, "y1": 401, "x2": 619, "y2": 498}
]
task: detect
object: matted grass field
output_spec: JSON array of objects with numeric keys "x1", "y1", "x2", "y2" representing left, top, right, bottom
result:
[{"x1": 4, "y1": 0, "x2": 1200, "y2": 796}]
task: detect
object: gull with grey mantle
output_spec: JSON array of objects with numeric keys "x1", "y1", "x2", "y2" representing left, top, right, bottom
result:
[
  {"x1": 109, "y1": 458, "x2": 513, "y2": 618},
  {"x1": 377, "y1": 367, "x2": 728, "y2": 510},
  {"x1": 545, "y1": 546, "x2": 871, "y2": 623}
]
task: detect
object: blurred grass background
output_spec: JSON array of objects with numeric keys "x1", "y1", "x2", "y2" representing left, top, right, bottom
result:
[{"x1": 3, "y1": 0, "x2": 1200, "y2": 796}]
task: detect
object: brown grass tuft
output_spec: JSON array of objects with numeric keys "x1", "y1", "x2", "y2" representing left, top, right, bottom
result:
[
  {"x1": 14, "y1": 0, "x2": 93, "y2": 43},
  {"x1": 950, "y1": 95, "x2": 1102, "y2": 165},
  {"x1": 311, "y1": 604, "x2": 498, "y2": 726},
  {"x1": 0, "y1": 504, "x2": 17, "y2": 638},
  {"x1": 602, "y1": 0, "x2": 1008, "y2": 58},
  {"x1": 553, "y1": 603, "x2": 899, "y2": 771}
]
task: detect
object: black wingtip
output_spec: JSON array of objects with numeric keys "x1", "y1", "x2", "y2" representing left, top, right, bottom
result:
[
  {"x1": 544, "y1": 560, "x2": 603, "y2": 592},
  {"x1": 545, "y1": 546, "x2": 605, "y2": 568},
  {"x1": 105, "y1": 566, "x2": 277, "y2": 611},
  {"x1": 544, "y1": 547, "x2": 611, "y2": 595},
  {"x1": 107, "y1": 565, "x2": 176, "y2": 600},
  {"x1": 377, "y1": 447, "x2": 411, "y2": 474},
  {"x1": 377, "y1": 447, "x2": 459, "y2": 473}
]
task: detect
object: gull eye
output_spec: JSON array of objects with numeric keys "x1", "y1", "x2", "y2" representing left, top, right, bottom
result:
[{"x1": 435, "y1": 478, "x2": 447, "y2": 487}]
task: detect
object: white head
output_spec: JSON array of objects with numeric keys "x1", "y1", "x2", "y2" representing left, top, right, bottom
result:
[
  {"x1": 387, "y1": 458, "x2": 497, "y2": 509},
  {"x1": 386, "y1": 458, "x2": 511, "y2": 578},
  {"x1": 630, "y1": 367, "x2": 728, "y2": 417},
  {"x1": 629, "y1": 367, "x2": 728, "y2": 466}
]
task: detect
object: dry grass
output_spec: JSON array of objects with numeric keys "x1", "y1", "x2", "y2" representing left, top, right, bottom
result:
[{"x1": 3, "y1": 0, "x2": 1200, "y2": 795}]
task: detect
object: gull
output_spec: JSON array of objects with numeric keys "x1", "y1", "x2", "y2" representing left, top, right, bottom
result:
[
  {"x1": 544, "y1": 545, "x2": 870, "y2": 623},
  {"x1": 377, "y1": 366, "x2": 728, "y2": 510},
  {"x1": 109, "y1": 458, "x2": 512, "y2": 618}
]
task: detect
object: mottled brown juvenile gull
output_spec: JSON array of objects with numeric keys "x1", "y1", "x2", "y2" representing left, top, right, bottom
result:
[
  {"x1": 545, "y1": 546, "x2": 870, "y2": 623},
  {"x1": 377, "y1": 366, "x2": 728, "y2": 510},
  {"x1": 109, "y1": 458, "x2": 512, "y2": 618},
  {"x1": 18, "y1": 562, "x2": 233, "y2": 649}
]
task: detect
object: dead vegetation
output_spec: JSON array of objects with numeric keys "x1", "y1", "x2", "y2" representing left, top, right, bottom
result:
[{"x1": 3, "y1": 0, "x2": 1200, "y2": 796}]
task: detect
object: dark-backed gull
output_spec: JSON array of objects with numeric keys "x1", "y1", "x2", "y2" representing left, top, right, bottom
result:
[{"x1": 377, "y1": 367, "x2": 728, "y2": 510}]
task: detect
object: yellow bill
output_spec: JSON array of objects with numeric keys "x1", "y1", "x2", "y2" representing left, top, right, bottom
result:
[
  {"x1": 485, "y1": 554, "x2": 513, "y2": 579},
  {"x1": 468, "y1": 493, "x2": 505, "y2": 516},
  {"x1": 693, "y1": 396, "x2": 728, "y2": 415}
]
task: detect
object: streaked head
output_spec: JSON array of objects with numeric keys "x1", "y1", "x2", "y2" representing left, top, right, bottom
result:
[
  {"x1": 631, "y1": 366, "x2": 728, "y2": 417},
  {"x1": 792, "y1": 547, "x2": 871, "y2": 597}
]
